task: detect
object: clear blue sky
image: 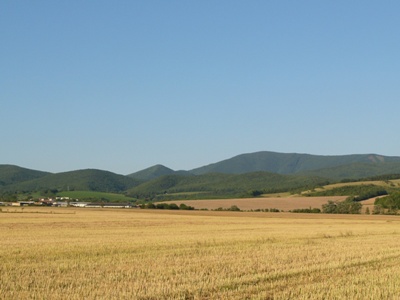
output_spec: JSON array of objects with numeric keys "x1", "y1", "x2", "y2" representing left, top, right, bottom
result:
[{"x1": 1, "y1": 1, "x2": 400, "y2": 174}]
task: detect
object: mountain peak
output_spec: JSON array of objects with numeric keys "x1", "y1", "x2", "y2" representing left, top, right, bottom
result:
[{"x1": 128, "y1": 164, "x2": 176, "y2": 181}]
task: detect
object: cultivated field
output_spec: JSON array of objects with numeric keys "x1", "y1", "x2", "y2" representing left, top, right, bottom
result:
[
  {"x1": 161, "y1": 196, "x2": 347, "y2": 211},
  {"x1": 1, "y1": 207, "x2": 400, "y2": 299}
]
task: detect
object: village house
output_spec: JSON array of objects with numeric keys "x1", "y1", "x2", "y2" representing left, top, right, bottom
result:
[
  {"x1": 69, "y1": 202, "x2": 89, "y2": 207},
  {"x1": 11, "y1": 201, "x2": 35, "y2": 207}
]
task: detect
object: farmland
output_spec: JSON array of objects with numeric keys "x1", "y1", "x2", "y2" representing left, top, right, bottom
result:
[
  {"x1": 1, "y1": 207, "x2": 400, "y2": 299},
  {"x1": 159, "y1": 196, "x2": 347, "y2": 211}
]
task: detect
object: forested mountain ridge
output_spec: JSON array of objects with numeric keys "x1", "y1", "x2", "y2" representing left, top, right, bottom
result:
[
  {"x1": 126, "y1": 172, "x2": 328, "y2": 200},
  {"x1": 1, "y1": 168, "x2": 142, "y2": 193},
  {"x1": 189, "y1": 151, "x2": 400, "y2": 175},
  {"x1": 0, "y1": 165, "x2": 50, "y2": 187},
  {"x1": 2, "y1": 151, "x2": 400, "y2": 196}
]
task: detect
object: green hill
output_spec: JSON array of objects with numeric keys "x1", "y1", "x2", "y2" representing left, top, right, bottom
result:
[
  {"x1": 127, "y1": 172, "x2": 328, "y2": 200},
  {"x1": 128, "y1": 164, "x2": 191, "y2": 181},
  {"x1": 2, "y1": 169, "x2": 142, "y2": 193},
  {"x1": 3, "y1": 151, "x2": 400, "y2": 200},
  {"x1": 0, "y1": 165, "x2": 50, "y2": 187},
  {"x1": 190, "y1": 151, "x2": 400, "y2": 175}
]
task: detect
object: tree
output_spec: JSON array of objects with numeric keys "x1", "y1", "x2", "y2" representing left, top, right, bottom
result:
[
  {"x1": 322, "y1": 200, "x2": 337, "y2": 214},
  {"x1": 179, "y1": 203, "x2": 194, "y2": 210},
  {"x1": 168, "y1": 203, "x2": 179, "y2": 210},
  {"x1": 375, "y1": 192, "x2": 400, "y2": 211},
  {"x1": 250, "y1": 190, "x2": 263, "y2": 197},
  {"x1": 147, "y1": 203, "x2": 156, "y2": 209},
  {"x1": 322, "y1": 199, "x2": 361, "y2": 214},
  {"x1": 372, "y1": 205, "x2": 383, "y2": 215},
  {"x1": 228, "y1": 205, "x2": 241, "y2": 211}
]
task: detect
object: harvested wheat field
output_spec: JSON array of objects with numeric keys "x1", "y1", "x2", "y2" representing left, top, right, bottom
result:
[
  {"x1": 161, "y1": 196, "x2": 347, "y2": 211},
  {"x1": 1, "y1": 207, "x2": 400, "y2": 299}
]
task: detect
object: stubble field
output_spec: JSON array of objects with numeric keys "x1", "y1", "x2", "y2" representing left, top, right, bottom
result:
[
  {"x1": 1, "y1": 207, "x2": 400, "y2": 299},
  {"x1": 160, "y1": 196, "x2": 347, "y2": 211}
]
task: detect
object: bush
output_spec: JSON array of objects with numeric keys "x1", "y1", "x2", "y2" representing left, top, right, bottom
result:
[
  {"x1": 145, "y1": 202, "x2": 194, "y2": 210},
  {"x1": 168, "y1": 203, "x2": 179, "y2": 210},
  {"x1": 292, "y1": 208, "x2": 321, "y2": 213},
  {"x1": 309, "y1": 185, "x2": 388, "y2": 200},
  {"x1": 322, "y1": 199, "x2": 362, "y2": 214},
  {"x1": 372, "y1": 205, "x2": 383, "y2": 215},
  {"x1": 249, "y1": 190, "x2": 263, "y2": 197},
  {"x1": 228, "y1": 205, "x2": 241, "y2": 211},
  {"x1": 147, "y1": 203, "x2": 156, "y2": 209},
  {"x1": 375, "y1": 192, "x2": 400, "y2": 210},
  {"x1": 213, "y1": 206, "x2": 241, "y2": 212},
  {"x1": 155, "y1": 203, "x2": 168, "y2": 209},
  {"x1": 179, "y1": 203, "x2": 194, "y2": 210}
]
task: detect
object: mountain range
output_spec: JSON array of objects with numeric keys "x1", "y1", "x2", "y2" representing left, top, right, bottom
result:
[
  {"x1": 2, "y1": 151, "x2": 400, "y2": 198},
  {"x1": 128, "y1": 151, "x2": 400, "y2": 180}
]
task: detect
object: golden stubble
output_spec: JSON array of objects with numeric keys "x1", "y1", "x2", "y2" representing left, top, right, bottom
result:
[
  {"x1": 1, "y1": 208, "x2": 400, "y2": 299},
  {"x1": 159, "y1": 196, "x2": 347, "y2": 211}
]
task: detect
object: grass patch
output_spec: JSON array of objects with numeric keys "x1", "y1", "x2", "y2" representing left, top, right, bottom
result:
[{"x1": 57, "y1": 191, "x2": 135, "y2": 202}]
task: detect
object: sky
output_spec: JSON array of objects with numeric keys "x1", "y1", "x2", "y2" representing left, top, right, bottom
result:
[{"x1": 1, "y1": 1, "x2": 400, "y2": 175}]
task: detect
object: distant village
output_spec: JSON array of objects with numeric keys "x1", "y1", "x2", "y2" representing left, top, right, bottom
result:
[{"x1": 0, "y1": 197, "x2": 136, "y2": 208}]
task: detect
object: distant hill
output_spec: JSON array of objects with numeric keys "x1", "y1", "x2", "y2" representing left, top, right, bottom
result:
[
  {"x1": 2, "y1": 169, "x2": 142, "y2": 193},
  {"x1": 0, "y1": 165, "x2": 50, "y2": 187},
  {"x1": 3, "y1": 151, "x2": 400, "y2": 198},
  {"x1": 189, "y1": 151, "x2": 400, "y2": 175},
  {"x1": 126, "y1": 172, "x2": 328, "y2": 200},
  {"x1": 128, "y1": 164, "x2": 191, "y2": 181}
]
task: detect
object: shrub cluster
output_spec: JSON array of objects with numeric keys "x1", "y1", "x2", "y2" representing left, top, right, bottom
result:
[
  {"x1": 351, "y1": 188, "x2": 388, "y2": 202},
  {"x1": 142, "y1": 203, "x2": 195, "y2": 210},
  {"x1": 322, "y1": 200, "x2": 362, "y2": 214},
  {"x1": 291, "y1": 208, "x2": 321, "y2": 213},
  {"x1": 213, "y1": 205, "x2": 241, "y2": 211},
  {"x1": 251, "y1": 208, "x2": 280, "y2": 212},
  {"x1": 268, "y1": 208, "x2": 280, "y2": 212},
  {"x1": 307, "y1": 185, "x2": 388, "y2": 200},
  {"x1": 374, "y1": 192, "x2": 400, "y2": 214}
]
